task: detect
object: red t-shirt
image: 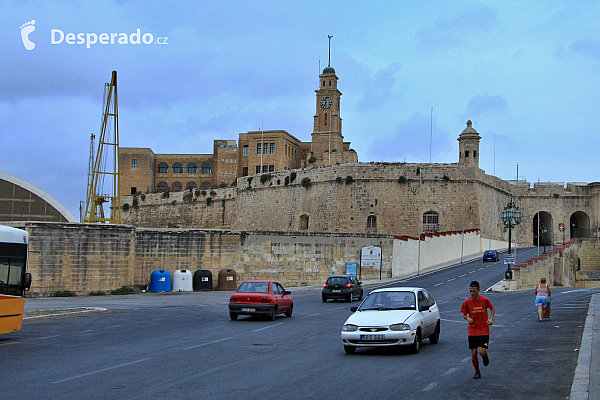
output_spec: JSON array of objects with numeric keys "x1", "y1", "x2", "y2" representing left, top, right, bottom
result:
[{"x1": 460, "y1": 295, "x2": 494, "y2": 336}]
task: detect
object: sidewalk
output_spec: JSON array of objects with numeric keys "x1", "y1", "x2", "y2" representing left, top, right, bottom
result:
[{"x1": 570, "y1": 293, "x2": 599, "y2": 400}]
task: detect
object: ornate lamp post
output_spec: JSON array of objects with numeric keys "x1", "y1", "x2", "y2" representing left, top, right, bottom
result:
[{"x1": 501, "y1": 200, "x2": 522, "y2": 255}]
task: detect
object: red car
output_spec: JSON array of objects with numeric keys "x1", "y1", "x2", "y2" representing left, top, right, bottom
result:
[{"x1": 229, "y1": 280, "x2": 293, "y2": 321}]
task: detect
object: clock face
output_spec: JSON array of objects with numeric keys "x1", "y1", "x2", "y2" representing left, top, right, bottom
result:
[{"x1": 320, "y1": 96, "x2": 332, "y2": 109}]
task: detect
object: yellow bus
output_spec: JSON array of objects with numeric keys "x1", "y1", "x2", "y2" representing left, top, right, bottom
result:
[{"x1": 0, "y1": 225, "x2": 32, "y2": 335}]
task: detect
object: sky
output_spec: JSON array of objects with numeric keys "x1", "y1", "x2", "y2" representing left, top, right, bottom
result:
[{"x1": 2, "y1": 1, "x2": 600, "y2": 221}]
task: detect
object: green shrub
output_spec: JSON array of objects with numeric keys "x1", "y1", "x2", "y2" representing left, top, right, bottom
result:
[
  {"x1": 122, "y1": 203, "x2": 130, "y2": 211},
  {"x1": 443, "y1": 175, "x2": 450, "y2": 182},
  {"x1": 260, "y1": 174, "x2": 272, "y2": 184},
  {"x1": 89, "y1": 290, "x2": 107, "y2": 296},
  {"x1": 336, "y1": 176, "x2": 343, "y2": 183},
  {"x1": 301, "y1": 177, "x2": 311, "y2": 188},
  {"x1": 290, "y1": 172, "x2": 296, "y2": 183},
  {"x1": 206, "y1": 197, "x2": 212, "y2": 206},
  {"x1": 110, "y1": 286, "x2": 136, "y2": 295},
  {"x1": 308, "y1": 156, "x2": 317, "y2": 163},
  {"x1": 284, "y1": 176, "x2": 290, "y2": 186},
  {"x1": 398, "y1": 176, "x2": 407, "y2": 184},
  {"x1": 345, "y1": 176, "x2": 354, "y2": 184},
  {"x1": 140, "y1": 194, "x2": 146, "y2": 201}
]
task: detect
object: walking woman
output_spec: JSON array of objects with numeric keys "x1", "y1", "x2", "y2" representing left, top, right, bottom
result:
[{"x1": 535, "y1": 277, "x2": 551, "y2": 321}]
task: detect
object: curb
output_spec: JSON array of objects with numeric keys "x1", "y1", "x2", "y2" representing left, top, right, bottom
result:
[
  {"x1": 23, "y1": 307, "x2": 107, "y2": 320},
  {"x1": 570, "y1": 293, "x2": 596, "y2": 400}
]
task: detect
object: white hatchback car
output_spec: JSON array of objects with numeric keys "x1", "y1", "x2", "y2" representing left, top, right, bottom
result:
[{"x1": 341, "y1": 287, "x2": 440, "y2": 354}]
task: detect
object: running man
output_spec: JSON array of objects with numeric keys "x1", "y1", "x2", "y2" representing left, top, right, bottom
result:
[{"x1": 461, "y1": 281, "x2": 495, "y2": 379}]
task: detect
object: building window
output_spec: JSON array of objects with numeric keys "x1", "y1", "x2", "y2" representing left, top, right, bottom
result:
[
  {"x1": 201, "y1": 163, "x2": 212, "y2": 174},
  {"x1": 263, "y1": 143, "x2": 268, "y2": 154},
  {"x1": 243, "y1": 145, "x2": 249, "y2": 156},
  {"x1": 423, "y1": 211, "x2": 440, "y2": 232},
  {"x1": 465, "y1": 151, "x2": 470, "y2": 158},
  {"x1": 262, "y1": 165, "x2": 268, "y2": 173},
  {"x1": 131, "y1": 159, "x2": 137, "y2": 169},
  {"x1": 300, "y1": 214, "x2": 309, "y2": 230},
  {"x1": 270, "y1": 143, "x2": 275, "y2": 154},
  {"x1": 157, "y1": 181, "x2": 168, "y2": 188},
  {"x1": 172, "y1": 181, "x2": 183, "y2": 191},
  {"x1": 187, "y1": 163, "x2": 197, "y2": 174},
  {"x1": 367, "y1": 215, "x2": 377, "y2": 229},
  {"x1": 473, "y1": 151, "x2": 477, "y2": 158},
  {"x1": 172, "y1": 163, "x2": 183, "y2": 173},
  {"x1": 257, "y1": 143, "x2": 262, "y2": 154},
  {"x1": 242, "y1": 167, "x2": 248, "y2": 176},
  {"x1": 256, "y1": 166, "x2": 261, "y2": 174},
  {"x1": 130, "y1": 187, "x2": 137, "y2": 195},
  {"x1": 269, "y1": 165, "x2": 274, "y2": 172},
  {"x1": 186, "y1": 182, "x2": 197, "y2": 190},
  {"x1": 200, "y1": 181, "x2": 211, "y2": 189},
  {"x1": 158, "y1": 162, "x2": 168, "y2": 174}
]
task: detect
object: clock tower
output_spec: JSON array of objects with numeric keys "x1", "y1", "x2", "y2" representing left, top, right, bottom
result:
[{"x1": 311, "y1": 37, "x2": 343, "y2": 165}]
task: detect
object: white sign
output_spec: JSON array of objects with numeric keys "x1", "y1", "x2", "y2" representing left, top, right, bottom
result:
[
  {"x1": 504, "y1": 254, "x2": 516, "y2": 265},
  {"x1": 361, "y1": 246, "x2": 381, "y2": 268}
]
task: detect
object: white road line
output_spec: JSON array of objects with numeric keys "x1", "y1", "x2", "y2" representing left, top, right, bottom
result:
[
  {"x1": 51, "y1": 358, "x2": 151, "y2": 384},
  {"x1": 478, "y1": 267, "x2": 484, "y2": 270},
  {"x1": 445, "y1": 367, "x2": 457, "y2": 375},
  {"x1": 252, "y1": 322, "x2": 284, "y2": 332},
  {"x1": 107, "y1": 325, "x2": 122, "y2": 329},
  {"x1": 422, "y1": 382, "x2": 438, "y2": 392},
  {"x1": 184, "y1": 337, "x2": 234, "y2": 350},
  {"x1": 459, "y1": 274, "x2": 467, "y2": 277},
  {"x1": 299, "y1": 313, "x2": 319, "y2": 319},
  {"x1": 434, "y1": 282, "x2": 444, "y2": 287},
  {"x1": 447, "y1": 278, "x2": 456, "y2": 282},
  {"x1": 39, "y1": 335, "x2": 60, "y2": 340},
  {"x1": 79, "y1": 330, "x2": 94, "y2": 333},
  {"x1": 461, "y1": 356, "x2": 471, "y2": 362},
  {"x1": 560, "y1": 289, "x2": 587, "y2": 294},
  {"x1": 468, "y1": 270, "x2": 476, "y2": 274},
  {"x1": 0, "y1": 341, "x2": 17, "y2": 347}
]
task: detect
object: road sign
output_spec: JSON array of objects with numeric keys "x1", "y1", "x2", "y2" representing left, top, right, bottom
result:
[
  {"x1": 558, "y1": 223, "x2": 565, "y2": 232},
  {"x1": 504, "y1": 254, "x2": 516, "y2": 265}
]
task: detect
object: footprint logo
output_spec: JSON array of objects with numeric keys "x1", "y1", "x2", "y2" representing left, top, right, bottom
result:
[{"x1": 20, "y1": 20, "x2": 36, "y2": 50}]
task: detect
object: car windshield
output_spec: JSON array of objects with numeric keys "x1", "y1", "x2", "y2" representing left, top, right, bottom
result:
[
  {"x1": 359, "y1": 291, "x2": 416, "y2": 311},
  {"x1": 484, "y1": 250, "x2": 496, "y2": 255},
  {"x1": 237, "y1": 282, "x2": 269, "y2": 293},
  {"x1": 326, "y1": 277, "x2": 347, "y2": 285}
]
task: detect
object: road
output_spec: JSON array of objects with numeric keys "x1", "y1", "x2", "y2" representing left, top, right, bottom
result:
[{"x1": 1, "y1": 247, "x2": 597, "y2": 399}]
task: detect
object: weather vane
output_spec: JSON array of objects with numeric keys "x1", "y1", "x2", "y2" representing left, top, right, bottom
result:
[{"x1": 328, "y1": 35, "x2": 333, "y2": 67}]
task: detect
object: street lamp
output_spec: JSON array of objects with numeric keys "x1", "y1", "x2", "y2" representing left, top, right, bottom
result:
[{"x1": 501, "y1": 200, "x2": 522, "y2": 255}]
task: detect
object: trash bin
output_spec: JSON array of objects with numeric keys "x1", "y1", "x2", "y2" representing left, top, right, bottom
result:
[
  {"x1": 505, "y1": 269, "x2": 513, "y2": 280},
  {"x1": 172, "y1": 269, "x2": 193, "y2": 292},
  {"x1": 193, "y1": 270, "x2": 213, "y2": 291},
  {"x1": 149, "y1": 270, "x2": 171, "y2": 292},
  {"x1": 217, "y1": 268, "x2": 237, "y2": 290}
]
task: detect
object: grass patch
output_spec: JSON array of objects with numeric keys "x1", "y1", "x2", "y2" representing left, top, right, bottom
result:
[
  {"x1": 50, "y1": 290, "x2": 76, "y2": 297},
  {"x1": 110, "y1": 286, "x2": 136, "y2": 295}
]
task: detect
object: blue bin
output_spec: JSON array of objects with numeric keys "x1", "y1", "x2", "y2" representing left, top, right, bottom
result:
[{"x1": 149, "y1": 270, "x2": 171, "y2": 292}]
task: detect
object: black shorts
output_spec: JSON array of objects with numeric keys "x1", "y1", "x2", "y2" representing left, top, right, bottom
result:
[{"x1": 468, "y1": 335, "x2": 489, "y2": 350}]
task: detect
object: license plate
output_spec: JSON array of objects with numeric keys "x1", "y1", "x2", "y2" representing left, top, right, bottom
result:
[
  {"x1": 332, "y1": 290, "x2": 341, "y2": 293},
  {"x1": 360, "y1": 334, "x2": 385, "y2": 340},
  {"x1": 241, "y1": 308, "x2": 255, "y2": 312}
]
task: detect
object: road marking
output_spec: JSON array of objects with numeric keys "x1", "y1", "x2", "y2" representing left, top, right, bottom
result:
[
  {"x1": 434, "y1": 282, "x2": 444, "y2": 287},
  {"x1": 459, "y1": 274, "x2": 467, "y2": 277},
  {"x1": 468, "y1": 270, "x2": 476, "y2": 274},
  {"x1": 0, "y1": 341, "x2": 17, "y2": 347},
  {"x1": 51, "y1": 358, "x2": 151, "y2": 384},
  {"x1": 107, "y1": 325, "x2": 122, "y2": 329},
  {"x1": 560, "y1": 289, "x2": 587, "y2": 294},
  {"x1": 422, "y1": 382, "x2": 438, "y2": 392},
  {"x1": 445, "y1": 367, "x2": 457, "y2": 375},
  {"x1": 39, "y1": 335, "x2": 60, "y2": 340},
  {"x1": 252, "y1": 322, "x2": 284, "y2": 332},
  {"x1": 447, "y1": 278, "x2": 456, "y2": 282},
  {"x1": 299, "y1": 313, "x2": 319, "y2": 319},
  {"x1": 184, "y1": 337, "x2": 234, "y2": 350},
  {"x1": 462, "y1": 356, "x2": 471, "y2": 362},
  {"x1": 79, "y1": 330, "x2": 94, "y2": 333},
  {"x1": 478, "y1": 267, "x2": 484, "y2": 270}
]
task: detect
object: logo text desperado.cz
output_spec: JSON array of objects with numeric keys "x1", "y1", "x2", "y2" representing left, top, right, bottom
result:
[{"x1": 51, "y1": 29, "x2": 167, "y2": 48}]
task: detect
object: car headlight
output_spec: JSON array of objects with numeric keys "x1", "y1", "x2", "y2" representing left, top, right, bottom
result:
[
  {"x1": 389, "y1": 323, "x2": 411, "y2": 331},
  {"x1": 343, "y1": 324, "x2": 358, "y2": 332}
]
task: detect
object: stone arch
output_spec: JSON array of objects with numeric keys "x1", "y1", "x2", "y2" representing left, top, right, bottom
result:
[
  {"x1": 199, "y1": 181, "x2": 211, "y2": 189},
  {"x1": 172, "y1": 181, "x2": 183, "y2": 191},
  {"x1": 570, "y1": 211, "x2": 591, "y2": 238},
  {"x1": 366, "y1": 215, "x2": 377, "y2": 232},
  {"x1": 533, "y1": 211, "x2": 553, "y2": 245}
]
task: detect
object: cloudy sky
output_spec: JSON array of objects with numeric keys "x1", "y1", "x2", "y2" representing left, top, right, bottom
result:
[{"x1": 2, "y1": 1, "x2": 599, "y2": 221}]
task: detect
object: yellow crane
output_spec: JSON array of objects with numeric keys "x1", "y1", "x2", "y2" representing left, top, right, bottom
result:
[{"x1": 83, "y1": 70, "x2": 121, "y2": 224}]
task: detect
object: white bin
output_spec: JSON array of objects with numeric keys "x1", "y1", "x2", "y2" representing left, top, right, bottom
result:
[{"x1": 172, "y1": 269, "x2": 193, "y2": 292}]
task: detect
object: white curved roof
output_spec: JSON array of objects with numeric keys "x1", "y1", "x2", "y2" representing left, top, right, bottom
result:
[{"x1": 0, "y1": 171, "x2": 78, "y2": 222}]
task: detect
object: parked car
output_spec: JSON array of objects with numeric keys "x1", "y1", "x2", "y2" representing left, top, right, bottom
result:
[
  {"x1": 341, "y1": 287, "x2": 440, "y2": 354},
  {"x1": 322, "y1": 275, "x2": 363, "y2": 302},
  {"x1": 229, "y1": 280, "x2": 293, "y2": 321},
  {"x1": 483, "y1": 249, "x2": 499, "y2": 262}
]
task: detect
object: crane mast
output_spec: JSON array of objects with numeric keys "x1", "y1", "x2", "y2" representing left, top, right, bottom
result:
[{"x1": 83, "y1": 70, "x2": 121, "y2": 224}]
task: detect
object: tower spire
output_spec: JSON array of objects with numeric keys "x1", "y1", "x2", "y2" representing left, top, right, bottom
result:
[{"x1": 327, "y1": 35, "x2": 333, "y2": 67}]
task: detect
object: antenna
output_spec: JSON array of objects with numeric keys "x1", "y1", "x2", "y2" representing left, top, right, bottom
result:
[
  {"x1": 429, "y1": 107, "x2": 433, "y2": 163},
  {"x1": 327, "y1": 35, "x2": 333, "y2": 67}
]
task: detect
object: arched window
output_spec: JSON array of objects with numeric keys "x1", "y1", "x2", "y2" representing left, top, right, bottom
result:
[
  {"x1": 157, "y1": 181, "x2": 168, "y2": 188},
  {"x1": 201, "y1": 163, "x2": 212, "y2": 174},
  {"x1": 366, "y1": 215, "x2": 377, "y2": 232},
  {"x1": 157, "y1": 162, "x2": 168, "y2": 174},
  {"x1": 300, "y1": 214, "x2": 309, "y2": 230},
  {"x1": 172, "y1": 163, "x2": 183, "y2": 173},
  {"x1": 186, "y1": 182, "x2": 197, "y2": 190},
  {"x1": 200, "y1": 181, "x2": 211, "y2": 189},
  {"x1": 187, "y1": 163, "x2": 197, "y2": 174},
  {"x1": 172, "y1": 181, "x2": 183, "y2": 191},
  {"x1": 422, "y1": 211, "x2": 440, "y2": 232}
]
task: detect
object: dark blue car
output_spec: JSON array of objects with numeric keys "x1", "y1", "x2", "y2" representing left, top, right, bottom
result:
[{"x1": 483, "y1": 250, "x2": 499, "y2": 262}]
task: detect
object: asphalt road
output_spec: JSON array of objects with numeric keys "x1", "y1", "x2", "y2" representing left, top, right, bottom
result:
[{"x1": 1, "y1": 247, "x2": 597, "y2": 400}]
